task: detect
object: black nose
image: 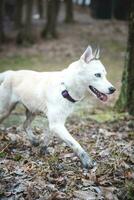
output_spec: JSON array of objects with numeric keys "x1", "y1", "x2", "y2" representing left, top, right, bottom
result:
[{"x1": 109, "y1": 87, "x2": 116, "y2": 94}]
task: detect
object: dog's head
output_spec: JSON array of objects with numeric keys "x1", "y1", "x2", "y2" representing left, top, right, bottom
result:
[{"x1": 78, "y1": 46, "x2": 116, "y2": 102}]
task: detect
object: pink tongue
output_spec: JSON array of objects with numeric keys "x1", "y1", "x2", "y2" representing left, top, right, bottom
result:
[{"x1": 99, "y1": 94, "x2": 108, "y2": 102}]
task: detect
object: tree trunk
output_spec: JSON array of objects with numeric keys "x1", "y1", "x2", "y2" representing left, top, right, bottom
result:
[
  {"x1": 37, "y1": 0, "x2": 44, "y2": 19},
  {"x1": 5, "y1": 0, "x2": 16, "y2": 21},
  {"x1": 90, "y1": 0, "x2": 113, "y2": 19},
  {"x1": 16, "y1": 0, "x2": 34, "y2": 45},
  {"x1": 82, "y1": 0, "x2": 86, "y2": 6},
  {"x1": 15, "y1": 0, "x2": 24, "y2": 29},
  {"x1": 41, "y1": 0, "x2": 60, "y2": 39},
  {"x1": 126, "y1": 1, "x2": 134, "y2": 115},
  {"x1": 115, "y1": 0, "x2": 134, "y2": 115},
  {"x1": 114, "y1": 0, "x2": 129, "y2": 20},
  {"x1": 64, "y1": 0, "x2": 74, "y2": 23},
  {"x1": 25, "y1": 0, "x2": 33, "y2": 30},
  {"x1": 115, "y1": 61, "x2": 128, "y2": 112},
  {"x1": 0, "y1": 0, "x2": 6, "y2": 43}
]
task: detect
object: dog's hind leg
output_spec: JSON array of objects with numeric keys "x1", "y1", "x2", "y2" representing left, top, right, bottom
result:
[
  {"x1": 0, "y1": 109, "x2": 12, "y2": 123},
  {"x1": 40, "y1": 129, "x2": 54, "y2": 155},
  {"x1": 23, "y1": 109, "x2": 39, "y2": 146},
  {"x1": 0, "y1": 103, "x2": 17, "y2": 123},
  {"x1": 0, "y1": 84, "x2": 18, "y2": 123}
]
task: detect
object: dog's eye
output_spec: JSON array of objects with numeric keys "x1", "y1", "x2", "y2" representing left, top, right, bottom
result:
[{"x1": 95, "y1": 73, "x2": 101, "y2": 78}]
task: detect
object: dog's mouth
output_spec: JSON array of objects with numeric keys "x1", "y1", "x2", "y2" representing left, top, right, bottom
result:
[{"x1": 89, "y1": 85, "x2": 108, "y2": 102}]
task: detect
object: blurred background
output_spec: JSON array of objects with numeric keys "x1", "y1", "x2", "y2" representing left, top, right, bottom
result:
[
  {"x1": 1, "y1": 2, "x2": 134, "y2": 199},
  {"x1": 0, "y1": 0, "x2": 130, "y2": 124}
]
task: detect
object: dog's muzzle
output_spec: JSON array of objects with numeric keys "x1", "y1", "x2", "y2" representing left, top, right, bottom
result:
[
  {"x1": 108, "y1": 87, "x2": 116, "y2": 94},
  {"x1": 89, "y1": 85, "x2": 116, "y2": 102},
  {"x1": 89, "y1": 86, "x2": 108, "y2": 102}
]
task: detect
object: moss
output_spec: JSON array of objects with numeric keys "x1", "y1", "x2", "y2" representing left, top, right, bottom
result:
[
  {"x1": 0, "y1": 151, "x2": 7, "y2": 158},
  {"x1": 126, "y1": 181, "x2": 134, "y2": 200},
  {"x1": 87, "y1": 110, "x2": 127, "y2": 123},
  {"x1": 72, "y1": 108, "x2": 128, "y2": 123},
  {"x1": 13, "y1": 153, "x2": 22, "y2": 161},
  {"x1": 128, "y1": 132, "x2": 134, "y2": 140}
]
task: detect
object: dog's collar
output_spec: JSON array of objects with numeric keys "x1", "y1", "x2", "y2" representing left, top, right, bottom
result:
[
  {"x1": 61, "y1": 90, "x2": 77, "y2": 103},
  {"x1": 61, "y1": 82, "x2": 77, "y2": 103}
]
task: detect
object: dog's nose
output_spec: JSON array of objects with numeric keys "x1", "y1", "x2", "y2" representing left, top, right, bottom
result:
[{"x1": 109, "y1": 87, "x2": 116, "y2": 94}]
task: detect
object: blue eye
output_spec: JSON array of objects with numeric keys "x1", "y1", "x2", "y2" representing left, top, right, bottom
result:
[{"x1": 95, "y1": 73, "x2": 101, "y2": 78}]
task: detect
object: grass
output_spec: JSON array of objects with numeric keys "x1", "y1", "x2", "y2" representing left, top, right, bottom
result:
[
  {"x1": 0, "y1": 55, "x2": 35, "y2": 71},
  {"x1": 0, "y1": 54, "x2": 67, "y2": 72},
  {"x1": 88, "y1": 110, "x2": 128, "y2": 123}
]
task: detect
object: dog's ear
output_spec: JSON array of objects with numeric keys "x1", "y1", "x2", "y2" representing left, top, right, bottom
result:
[
  {"x1": 80, "y1": 46, "x2": 93, "y2": 64},
  {"x1": 94, "y1": 47, "x2": 100, "y2": 59}
]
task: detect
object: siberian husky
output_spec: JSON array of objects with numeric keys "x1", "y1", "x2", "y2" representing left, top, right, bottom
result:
[{"x1": 0, "y1": 46, "x2": 115, "y2": 168}]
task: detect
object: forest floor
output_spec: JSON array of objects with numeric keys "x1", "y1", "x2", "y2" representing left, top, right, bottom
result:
[
  {"x1": 0, "y1": 114, "x2": 134, "y2": 200},
  {"x1": 0, "y1": 5, "x2": 134, "y2": 200}
]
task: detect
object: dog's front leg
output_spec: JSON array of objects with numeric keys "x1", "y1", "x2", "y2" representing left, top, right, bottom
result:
[{"x1": 49, "y1": 123, "x2": 95, "y2": 169}]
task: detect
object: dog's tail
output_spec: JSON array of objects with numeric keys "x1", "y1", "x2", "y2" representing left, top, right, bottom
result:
[{"x1": 0, "y1": 70, "x2": 13, "y2": 84}]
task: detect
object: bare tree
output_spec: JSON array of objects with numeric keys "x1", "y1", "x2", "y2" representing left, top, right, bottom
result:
[
  {"x1": 41, "y1": 0, "x2": 60, "y2": 39},
  {"x1": 90, "y1": 0, "x2": 113, "y2": 19},
  {"x1": 37, "y1": 0, "x2": 44, "y2": 19},
  {"x1": 115, "y1": 0, "x2": 134, "y2": 115},
  {"x1": 64, "y1": 0, "x2": 74, "y2": 23},
  {"x1": 15, "y1": 0, "x2": 24, "y2": 29},
  {"x1": 0, "y1": 0, "x2": 6, "y2": 43},
  {"x1": 114, "y1": 0, "x2": 129, "y2": 20},
  {"x1": 16, "y1": 0, "x2": 34, "y2": 44}
]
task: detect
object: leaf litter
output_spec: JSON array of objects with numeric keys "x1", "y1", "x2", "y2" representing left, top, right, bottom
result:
[{"x1": 0, "y1": 115, "x2": 134, "y2": 200}]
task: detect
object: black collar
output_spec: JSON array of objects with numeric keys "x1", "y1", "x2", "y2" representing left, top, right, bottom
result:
[{"x1": 61, "y1": 90, "x2": 77, "y2": 103}]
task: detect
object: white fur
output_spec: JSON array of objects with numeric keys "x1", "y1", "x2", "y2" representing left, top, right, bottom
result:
[{"x1": 0, "y1": 46, "x2": 115, "y2": 168}]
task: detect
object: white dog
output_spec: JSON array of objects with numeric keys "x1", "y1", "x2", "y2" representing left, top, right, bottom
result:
[{"x1": 0, "y1": 46, "x2": 115, "y2": 169}]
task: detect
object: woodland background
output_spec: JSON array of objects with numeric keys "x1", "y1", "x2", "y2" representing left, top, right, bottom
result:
[{"x1": 0, "y1": 0, "x2": 134, "y2": 199}]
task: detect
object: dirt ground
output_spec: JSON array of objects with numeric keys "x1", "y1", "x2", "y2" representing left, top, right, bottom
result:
[
  {"x1": 0, "y1": 115, "x2": 134, "y2": 200},
  {"x1": 0, "y1": 4, "x2": 134, "y2": 200}
]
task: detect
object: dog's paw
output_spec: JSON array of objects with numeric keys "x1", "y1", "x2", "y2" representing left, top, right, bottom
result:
[
  {"x1": 80, "y1": 152, "x2": 96, "y2": 169},
  {"x1": 83, "y1": 159, "x2": 96, "y2": 169}
]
